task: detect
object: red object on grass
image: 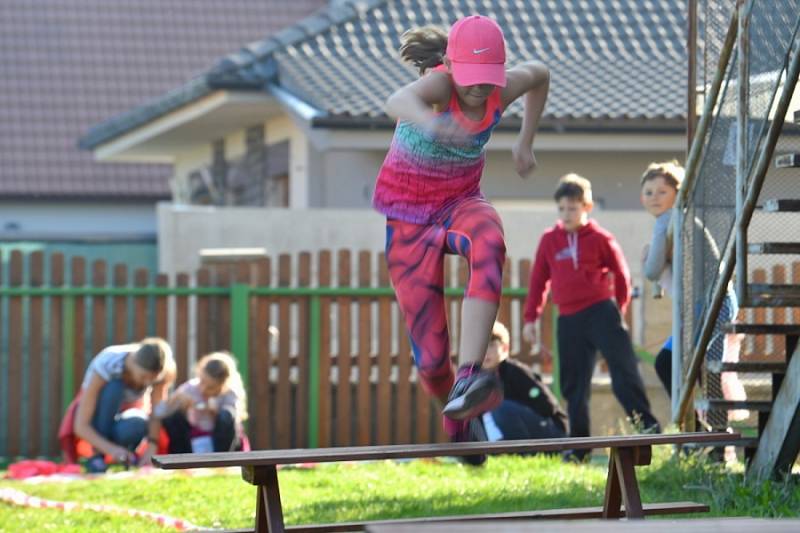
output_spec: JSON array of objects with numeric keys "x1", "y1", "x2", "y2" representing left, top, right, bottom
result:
[{"x1": 6, "y1": 460, "x2": 82, "y2": 480}]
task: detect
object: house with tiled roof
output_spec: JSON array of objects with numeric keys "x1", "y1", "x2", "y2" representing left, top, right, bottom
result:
[
  {"x1": 0, "y1": 0, "x2": 326, "y2": 242},
  {"x1": 81, "y1": 0, "x2": 689, "y2": 218}
]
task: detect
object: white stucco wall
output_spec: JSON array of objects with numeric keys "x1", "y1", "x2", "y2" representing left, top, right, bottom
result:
[
  {"x1": 157, "y1": 203, "x2": 673, "y2": 348},
  {"x1": 157, "y1": 203, "x2": 658, "y2": 276}
]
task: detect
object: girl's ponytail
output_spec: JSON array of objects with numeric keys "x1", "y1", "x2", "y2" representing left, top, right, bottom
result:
[{"x1": 399, "y1": 26, "x2": 448, "y2": 75}]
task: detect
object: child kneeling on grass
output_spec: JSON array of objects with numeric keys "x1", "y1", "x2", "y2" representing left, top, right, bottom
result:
[
  {"x1": 154, "y1": 352, "x2": 249, "y2": 453},
  {"x1": 60, "y1": 338, "x2": 176, "y2": 473},
  {"x1": 481, "y1": 321, "x2": 568, "y2": 443}
]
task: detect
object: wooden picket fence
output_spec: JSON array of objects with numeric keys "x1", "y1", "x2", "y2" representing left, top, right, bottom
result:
[{"x1": 1, "y1": 248, "x2": 559, "y2": 459}]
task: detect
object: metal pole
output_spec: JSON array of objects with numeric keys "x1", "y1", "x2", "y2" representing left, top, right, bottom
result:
[
  {"x1": 687, "y1": 0, "x2": 698, "y2": 152},
  {"x1": 671, "y1": 207, "x2": 684, "y2": 419},
  {"x1": 735, "y1": 0, "x2": 751, "y2": 303}
]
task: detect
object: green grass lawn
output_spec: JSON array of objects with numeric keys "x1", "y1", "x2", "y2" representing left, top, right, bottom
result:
[{"x1": 2, "y1": 448, "x2": 799, "y2": 532}]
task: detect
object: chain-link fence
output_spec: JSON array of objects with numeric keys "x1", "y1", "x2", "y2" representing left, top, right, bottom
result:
[{"x1": 681, "y1": 0, "x2": 800, "y2": 429}]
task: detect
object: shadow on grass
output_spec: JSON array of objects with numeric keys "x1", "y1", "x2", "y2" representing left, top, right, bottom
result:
[{"x1": 283, "y1": 479, "x2": 608, "y2": 525}]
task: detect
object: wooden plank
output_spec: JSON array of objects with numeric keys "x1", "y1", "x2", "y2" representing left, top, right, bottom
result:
[
  {"x1": 276, "y1": 255, "x2": 292, "y2": 449},
  {"x1": 91, "y1": 260, "x2": 107, "y2": 355},
  {"x1": 252, "y1": 258, "x2": 272, "y2": 450},
  {"x1": 357, "y1": 251, "x2": 372, "y2": 445},
  {"x1": 196, "y1": 267, "x2": 212, "y2": 358},
  {"x1": 415, "y1": 368, "x2": 431, "y2": 444},
  {"x1": 153, "y1": 431, "x2": 737, "y2": 469},
  {"x1": 771, "y1": 265, "x2": 787, "y2": 356},
  {"x1": 71, "y1": 257, "x2": 86, "y2": 392},
  {"x1": 377, "y1": 253, "x2": 392, "y2": 445},
  {"x1": 751, "y1": 269, "x2": 767, "y2": 355},
  {"x1": 695, "y1": 399, "x2": 772, "y2": 412},
  {"x1": 793, "y1": 262, "x2": 800, "y2": 325},
  {"x1": 748, "y1": 242, "x2": 800, "y2": 254},
  {"x1": 762, "y1": 199, "x2": 800, "y2": 212},
  {"x1": 28, "y1": 251, "x2": 44, "y2": 457},
  {"x1": 517, "y1": 259, "x2": 531, "y2": 362},
  {"x1": 396, "y1": 299, "x2": 412, "y2": 445},
  {"x1": 614, "y1": 447, "x2": 643, "y2": 519},
  {"x1": 155, "y1": 274, "x2": 168, "y2": 340},
  {"x1": 113, "y1": 264, "x2": 128, "y2": 344},
  {"x1": 7, "y1": 251, "x2": 23, "y2": 457},
  {"x1": 133, "y1": 269, "x2": 148, "y2": 339},
  {"x1": 296, "y1": 252, "x2": 311, "y2": 447},
  {"x1": 117, "y1": 501, "x2": 715, "y2": 533},
  {"x1": 213, "y1": 264, "x2": 231, "y2": 352},
  {"x1": 707, "y1": 360, "x2": 786, "y2": 373},
  {"x1": 318, "y1": 251, "x2": 333, "y2": 448},
  {"x1": 497, "y1": 257, "x2": 512, "y2": 330},
  {"x1": 175, "y1": 273, "x2": 190, "y2": 384},
  {"x1": 336, "y1": 250, "x2": 353, "y2": 446},
  {"x1": 354, "y1": 503, "x2": 712, "y2": 532},
  {"x1": 726, "y1": 323, "x2": 800, "y2": 335},
  {"x1": 48, "y1": 253, "x2": 64, "y2": 456},
  {"x1": 602, "y1": 448, "x2": 622, "y2": 518},
  {"x1": 243, "y1": 465, "x2": 285, "y2": 533}
]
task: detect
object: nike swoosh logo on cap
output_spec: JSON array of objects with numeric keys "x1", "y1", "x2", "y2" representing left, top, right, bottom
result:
[{"x1": 472, "y1": 47, "x2": 490, "y2": 54}]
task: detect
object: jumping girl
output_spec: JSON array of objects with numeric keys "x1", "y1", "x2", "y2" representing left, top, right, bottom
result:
[{"x1": 374, "y1": 15, "x2": 550, "y2": 450}]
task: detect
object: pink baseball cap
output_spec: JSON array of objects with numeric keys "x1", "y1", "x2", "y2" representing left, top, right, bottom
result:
[{"x1": 446, "y1": 15, "x2": 507, "y2": 87}]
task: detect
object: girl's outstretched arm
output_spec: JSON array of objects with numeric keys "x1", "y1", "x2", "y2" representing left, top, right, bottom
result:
[{"x1": 502, "y1": 61, "x2": 550, "y2": 178}]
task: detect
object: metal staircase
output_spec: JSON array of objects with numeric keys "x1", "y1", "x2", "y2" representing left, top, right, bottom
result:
[{"x1": 674, "y1": 3, "x2": 800, "y2": 479}]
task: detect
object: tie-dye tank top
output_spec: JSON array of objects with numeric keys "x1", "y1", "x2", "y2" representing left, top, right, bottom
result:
[{"x1": 372, "y1": 76, "x2": 503, "y2": 224}]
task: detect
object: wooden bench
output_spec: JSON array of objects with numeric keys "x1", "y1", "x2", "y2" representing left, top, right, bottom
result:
[{"x1": 153, "y1": 432, "x2": 736, "y2": 533}]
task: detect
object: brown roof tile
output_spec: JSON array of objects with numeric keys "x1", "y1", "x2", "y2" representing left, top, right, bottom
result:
[{"x1": 0, "y1": 0, "x2": 326, "y2": 199}]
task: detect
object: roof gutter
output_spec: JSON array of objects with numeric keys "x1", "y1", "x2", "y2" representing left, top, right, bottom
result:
[
  {"x1": 309, "y1": 114, "x2": 688, "y2": 134},
  {"x1": 267, "y1": 83, "x2": 325, "y2": 122}
]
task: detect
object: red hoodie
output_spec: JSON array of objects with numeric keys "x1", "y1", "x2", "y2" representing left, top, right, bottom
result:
[{"x1": 524, "y1": 219, "x2": 631, "y2": 322}]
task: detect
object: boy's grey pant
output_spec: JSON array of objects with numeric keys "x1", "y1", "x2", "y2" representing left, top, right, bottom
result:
[{"x1": 557, "y1": 299, "x2": 660, "y2": 442}]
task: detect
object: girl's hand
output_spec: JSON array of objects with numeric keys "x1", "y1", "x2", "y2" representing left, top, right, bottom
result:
[
  {"x1": 512, "y1": 139, "x2": 537, "y2": 178},
  {"x1": 109, "y1": 444, "x2": 136, "y2": 465}
]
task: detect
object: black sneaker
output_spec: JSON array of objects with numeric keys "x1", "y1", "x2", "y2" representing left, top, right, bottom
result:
[
  {"x1": 454, "y1": 417, "x2": 489, "y2": 467},
  {"x1": 86, "y1": 455, "x2": 108, "y2": 474},
  {"x1": 442, "y1": 366, "x2": 503, "y2": 421}
]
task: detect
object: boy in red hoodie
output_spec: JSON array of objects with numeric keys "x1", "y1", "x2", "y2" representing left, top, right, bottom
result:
[{"x1": 522, "y1": 174, "x2": 660, "y2": 461}]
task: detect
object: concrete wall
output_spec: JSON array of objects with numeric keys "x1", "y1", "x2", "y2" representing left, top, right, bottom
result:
[{"x1": 157, "y1": 203, "x2": 674, "y2": 353}]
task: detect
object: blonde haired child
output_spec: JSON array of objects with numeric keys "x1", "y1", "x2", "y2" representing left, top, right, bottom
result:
[
  {"x1": 157, "y1": 352, "x2": 249, "y2": 453},
  {"x1": 640, "y1": 160, "x2": 747, "y2": 427}
]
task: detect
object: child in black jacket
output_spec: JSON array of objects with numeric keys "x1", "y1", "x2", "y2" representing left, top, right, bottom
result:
[{"x1": 481, "y1": 321, "x2": 568, "y2": 441}]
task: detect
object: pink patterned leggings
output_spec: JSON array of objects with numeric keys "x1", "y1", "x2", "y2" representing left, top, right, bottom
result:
[{"x1": 385, "y1": 198, "x2": 506, "y2": 399}]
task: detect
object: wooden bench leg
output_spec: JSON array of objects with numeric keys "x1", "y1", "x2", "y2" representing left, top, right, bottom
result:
[
  {"x1": 602, "y1": 448, "x2": 622, "y2": 518},
  {"x1": 602, "y1": 446, "x2": 651, "y2": 520},
  {"x1": 244, "y1": 465, "x2": 285, "y2": 533}
]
